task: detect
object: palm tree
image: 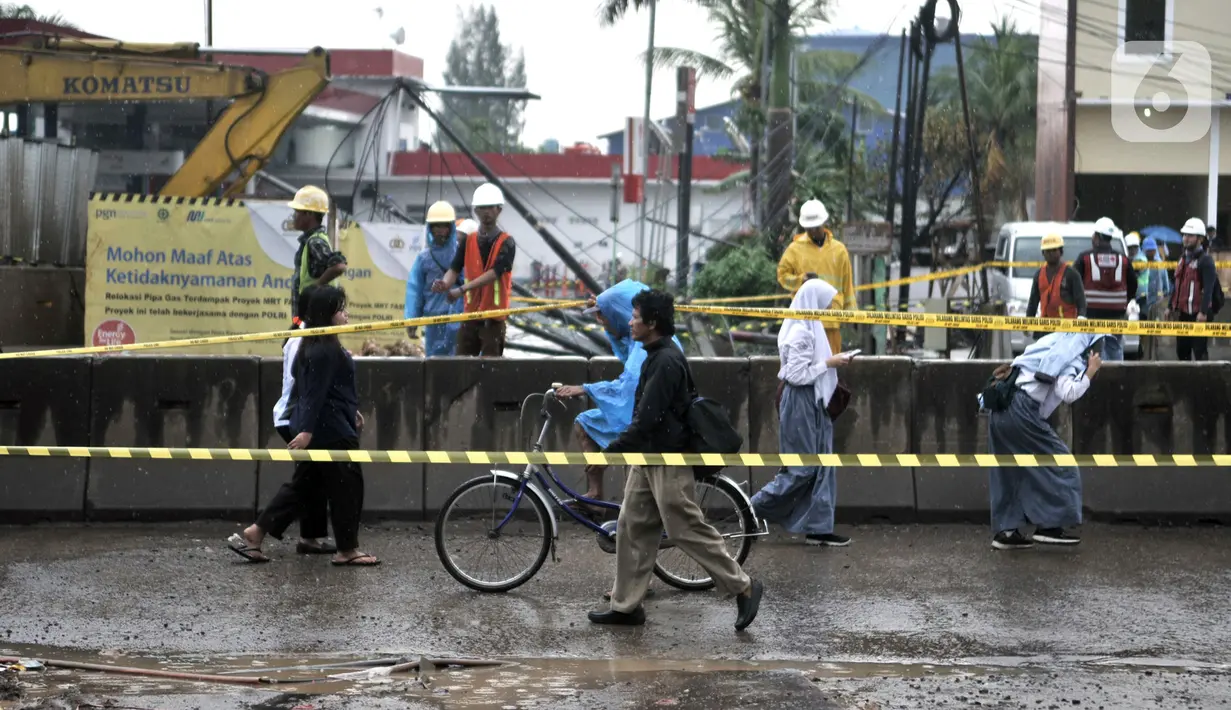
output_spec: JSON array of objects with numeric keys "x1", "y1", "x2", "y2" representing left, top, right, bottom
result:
[
  {"x1": 0, "y1": 3, "x2": 77, "y2": 27},
  {"x1": 931, "y1": 19, "x2": 1037, "y2": 221}
]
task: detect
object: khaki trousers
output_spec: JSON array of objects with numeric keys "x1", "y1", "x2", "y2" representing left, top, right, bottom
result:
[{"x1": 609, "y1": 465, "x2": 750, "y2": 612}]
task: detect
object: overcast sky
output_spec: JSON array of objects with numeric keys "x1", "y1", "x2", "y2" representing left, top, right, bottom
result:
[{"x1": 31, "y1": 0, "x2": 1041, "y2": 147}]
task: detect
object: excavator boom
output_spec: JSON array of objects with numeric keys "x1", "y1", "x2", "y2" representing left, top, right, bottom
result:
[
  {"x1": 159, "y1": 47, "x2": 330, "y2": 198},
  {"x1": 0, "y1": 46, "x2": 263, "y2": 102}
]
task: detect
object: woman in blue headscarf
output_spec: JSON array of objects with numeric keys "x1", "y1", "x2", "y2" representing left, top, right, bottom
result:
[
  {"x1": 555, "y1": 279, "x2": 682, "y2": 509},
  {"x1": 404, "y1": 203, "x2": 465, "y2": 356},
  {"x1": 985, "y1": 328, "x2": 1105, "y2": 550}
]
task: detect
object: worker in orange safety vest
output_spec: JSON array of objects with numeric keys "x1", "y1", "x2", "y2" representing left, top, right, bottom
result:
[{"x1": 431, "y1": 183, "x2": 517, "y2": 356}]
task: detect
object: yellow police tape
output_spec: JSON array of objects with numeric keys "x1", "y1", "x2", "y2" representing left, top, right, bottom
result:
[
  {"x1": 678, "y1": 303, "x2": 1231, "y2": 337},
  {"x1": 0, "y1": 445, "x2": 1224, "y2": 467},
  {"x1": 0, "y1": 300, "x2": 587, "y2": 360}
]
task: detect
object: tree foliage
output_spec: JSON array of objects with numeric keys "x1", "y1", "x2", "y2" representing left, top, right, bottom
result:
[
  {"x1": 0, "y1": 3, "x2": 75, "y2": 26},
  {"x1": 438, "y1": 4, "x2": 527, "y2": 152},
  {"x1": 691, "y1": 240, "x2": 780, "y2": 300}
]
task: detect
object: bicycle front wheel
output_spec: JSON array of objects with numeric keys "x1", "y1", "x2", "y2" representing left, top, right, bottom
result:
[
  {"x1": 434, "y1": 475, "x2": 552, "y2": 593},
  {"x1": 653, "y1": 474, "x2": 758, "y2": 591}
]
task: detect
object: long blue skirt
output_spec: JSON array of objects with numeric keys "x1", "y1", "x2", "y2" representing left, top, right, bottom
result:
[
  {"x1": 987, "y1": 393, "x2": 1083, "y2": 533},
  {"x1": 750, "y1": 382, "x2": 836, "y2": 535}
]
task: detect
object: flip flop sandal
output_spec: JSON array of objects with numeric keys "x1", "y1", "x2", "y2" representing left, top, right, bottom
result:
[
  {"x1": 332, "y1": 554, "x2": 381, "y2": 567},
  {"x1": 603, "y1": 588, "x2": 655, "y2": 602},
  {"x1": 296, "y1": 541, "x2": 338, "y2": 555},
  {"x1": 227, "y1": 533, "x2": 270, "y2": 563}
]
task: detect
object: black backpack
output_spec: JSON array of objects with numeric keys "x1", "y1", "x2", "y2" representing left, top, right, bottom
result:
[{"x1": 680, "y1": 361, "x2": 743, "y2": 477}]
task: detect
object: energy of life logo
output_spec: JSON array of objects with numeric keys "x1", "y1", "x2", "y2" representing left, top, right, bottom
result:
[
  {"x1": 1111, "y1": 41, "x2": 1213, "y2": 143},
  {"x1": 92, "y1": 319, "x2": 137, "y2": 347}
]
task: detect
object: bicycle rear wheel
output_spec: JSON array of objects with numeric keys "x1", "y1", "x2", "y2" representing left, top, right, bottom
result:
[
  {"x1": 434, "y1": 475, "x2": 552, "y2": 593},
  {"x1": 653, "y1": 474, "x2": 758, "y2": 591}
]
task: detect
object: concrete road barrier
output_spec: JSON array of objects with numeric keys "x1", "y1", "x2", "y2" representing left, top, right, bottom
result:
[
  {"x1": 0, "y1": 357, "x2": 91, "y2": 521},
  {"x1": 1073, "y1": 361, "x2": 1231, "y2": 522},
  {"x1": 87, "y1": 356, "x2": 260, "y2": 519},
  {"x1": 913, "y1": 361, "x2": 998, "y2": 522}
]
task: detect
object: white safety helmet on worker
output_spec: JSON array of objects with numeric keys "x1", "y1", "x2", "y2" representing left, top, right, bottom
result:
[
  {"x1": 1181, "y1": 217, "x2": 1206, "y2": 235},
  {"x1": 798, "y1": 199, "x2": 829, "y2": 229},
  {"x1": 1123, "y1": 232, "x2": 1140, "y2": 248},
  {"x1": 288, "y1": 185, "x2": 329, "y2": 214},
  {"x1": 1093, "y1": 216, "x2": 1117, "y2": 238},
  {"x1": 472, "y1": 183, "x2": 505, "y2": 207},
  {"x1": 425, "y1": 200, "x2": 456, "y2": 224}
]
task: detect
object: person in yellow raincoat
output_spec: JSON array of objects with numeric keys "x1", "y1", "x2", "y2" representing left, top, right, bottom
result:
[{"x1": 776, "y1": 198, "x2": 855, "y2": 355}]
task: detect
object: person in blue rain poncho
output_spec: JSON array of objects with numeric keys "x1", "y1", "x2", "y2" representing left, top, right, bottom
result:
[
  {"x1": 555, "y1": 279, "x2": 683, "y2": 511},
  {"x1": 404, "y1": 202, "x2": 468, "y2": 356},
  {"x1": 984, "y1": 327, "x2": 1106, "y2": 551}
]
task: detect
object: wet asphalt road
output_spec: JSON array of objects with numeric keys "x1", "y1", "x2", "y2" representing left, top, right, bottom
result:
[{"x1": 1, "y1": 522, "x2": 1229, "y2": 708}]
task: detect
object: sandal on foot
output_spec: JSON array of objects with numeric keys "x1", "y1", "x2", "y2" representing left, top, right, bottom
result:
[
  {"x1": 296, "y1": 541, "x2": 338, "y2": 555},
  {"x1": 227, "y1": 533, "x2": 270, "y2": 563},
  {"x1": 332, "y1": 554, "x2": 381, "y2": 567}
]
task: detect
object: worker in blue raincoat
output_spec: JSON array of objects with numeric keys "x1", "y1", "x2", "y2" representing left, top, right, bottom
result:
[
  {"x1": 555, "y1": 279, "x2": 683, "y2": 511},
  {"x1": 405, "y1": 201, "x2": 465, "y2": 356}
]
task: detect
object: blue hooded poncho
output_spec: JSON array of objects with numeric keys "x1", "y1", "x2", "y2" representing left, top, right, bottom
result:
[
  {"x1": 577, "y1": 279, "x2": 683, "y2": 448},
  {"x1": 405, "y1": 223, "x2": 464, "y2": 356}
]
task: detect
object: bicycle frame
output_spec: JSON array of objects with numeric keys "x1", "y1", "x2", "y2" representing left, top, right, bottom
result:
[{"x1": 491, "y1": 389, "x2": 770, "y2": 541}]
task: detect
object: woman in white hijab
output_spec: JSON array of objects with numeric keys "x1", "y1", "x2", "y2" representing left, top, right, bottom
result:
[{"x1": 750, "y1": 278, "x2": 855, "y2": 546}]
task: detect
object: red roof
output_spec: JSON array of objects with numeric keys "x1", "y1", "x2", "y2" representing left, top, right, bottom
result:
[
  {"x1": 0, "y1": 19, "x2": 106, "y2": 41},
  {"x1": 211, "y1": 49, "x2": 423, "y2": 79},
  {"x1": 391, "y1": 151, "x2": 747, "y2": 182}
]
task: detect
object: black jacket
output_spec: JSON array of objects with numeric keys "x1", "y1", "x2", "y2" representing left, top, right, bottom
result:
[
  {"x1": 605, "y1": 337, "x2": 693, "y2": 454},
  {"x1": 291, "y1": 342, "x2": 359, "y2": 446}
]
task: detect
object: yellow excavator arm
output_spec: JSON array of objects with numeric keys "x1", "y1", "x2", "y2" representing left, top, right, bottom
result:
[
  {"x1": 160, "y1": 48, "x2": 330, "y2": 198},
  {"x1": 0, "y1": 37, "x2": 331, "y2": 197}
]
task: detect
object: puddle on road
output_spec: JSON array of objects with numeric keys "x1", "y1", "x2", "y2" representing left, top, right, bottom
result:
[{"x1": 2, "y1": 643, "x2": 1225, "y2": 709}]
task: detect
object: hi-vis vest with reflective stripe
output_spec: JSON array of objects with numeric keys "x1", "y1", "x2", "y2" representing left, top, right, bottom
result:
[
  {"x1": 463, "y1": 231, "x2": 512, "y2": 320},
  {"x1": 1081, "y1": 251, "x2": 1129, "y2": 310},
  {"x1": 1037, "y1": 263, "x2": 1077, "y2": 318}
]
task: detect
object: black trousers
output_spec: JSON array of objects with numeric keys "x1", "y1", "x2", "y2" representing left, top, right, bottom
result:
[
  {"x1": 1176, "y1": 312, "x2": 1209, "y2": 361},
  {"x1": 255, "y1": 426, "x2": 330, "y2": 541},
  {"x1": 258, "y1": 437, "x2": 365, "y2": 551}
]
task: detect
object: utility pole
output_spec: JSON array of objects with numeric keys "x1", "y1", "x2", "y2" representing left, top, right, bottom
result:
[
  {"x1": 609, "y1": 162, "x2": 621, "y2": 286},
  {"x1": 954, "y1": 34, "x2": 989, "y2": 301},
  {"x1": 636, "y1": 0, "x2": 656, "y2": 281},
  {"x1": 845, "y1": 100, "x2": 859, "y2": 223},
  {"x1": 675, "y1": 67, "x2": 696, "y2": 294},
  {"x1": 204, "y1": 0, "x2": 215, "y2": 192}
]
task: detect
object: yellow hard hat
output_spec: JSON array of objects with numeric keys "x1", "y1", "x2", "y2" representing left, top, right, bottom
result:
[
  {"x1": 288, "y1": 185, "x2": 329, "y2": 214},
  {"x1": 1040, "y1": 233, "x2": 1064, "y2": 250},
  {"x1": 425, "y1": 200, "x2": 456, "y2": 224}
]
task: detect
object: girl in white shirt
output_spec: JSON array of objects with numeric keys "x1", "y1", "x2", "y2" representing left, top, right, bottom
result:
[
  {"x1": 987, "y1": 330, "x2": 1106, "y2": 550},
  {"x1": 750, "y1": 278, "x2": 854, "y2": 546}
]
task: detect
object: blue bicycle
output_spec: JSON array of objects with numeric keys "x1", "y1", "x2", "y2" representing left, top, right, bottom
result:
[{"x1": 434, "y1": 386, "x2": 767, "y2": 593}]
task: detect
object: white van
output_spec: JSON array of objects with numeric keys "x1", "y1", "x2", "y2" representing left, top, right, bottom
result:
[{"x1": 992, "y1": 221, "x2": 1139, "y2": 356}]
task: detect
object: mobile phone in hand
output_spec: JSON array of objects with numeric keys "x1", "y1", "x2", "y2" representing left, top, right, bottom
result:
[{"x1": 840, "y1": 349, "x2": 862, "y2": 359}]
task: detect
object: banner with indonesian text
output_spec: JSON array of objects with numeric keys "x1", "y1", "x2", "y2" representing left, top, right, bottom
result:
[{"x1": 84, "y1": 194, "x2": 427, "y2": 355}]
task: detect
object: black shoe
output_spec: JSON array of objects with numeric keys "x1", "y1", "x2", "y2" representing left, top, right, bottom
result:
[
  {"x1": 588, "y1": 607, "x2": 646, "y2": 626},
  {"x1": 806, "y1": 533, "x2": 851, "y2": 547},
  {"x1": 735, "y1": 579, "x2": 764, "y2": 631},
  {"x1": 1032, "y1": 527, "x2": 1081, "y2": 545},
  {"x1": 991, "y1": 530, "x2": 1034, "y2": 550}
]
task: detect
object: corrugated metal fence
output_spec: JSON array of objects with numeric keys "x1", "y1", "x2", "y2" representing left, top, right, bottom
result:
[{"x1": 0, "y1": 138, "x2": 99, "y2": 266}]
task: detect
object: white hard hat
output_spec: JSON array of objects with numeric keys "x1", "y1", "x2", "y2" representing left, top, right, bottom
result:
[
  {"x1": 1181, "y1": 217, "x2": 1206, "y2": 235},
  {"x1": 798, "y1": 199, "x2": 829, "y2": 229},
  {"x1": 1124, "y1": 232, "x2": 1140, "y2": 247},
  {"x1": 472, "y1": 182, "x2": 505, "y2": 207},
  {"x1": 457, "y1": 218, "x2": 479, "y2": 235},
  {"x1": 1093, "y1": 216, "x2": 1117, "y2": 238},
  {"x1": 425, "y1": 200, "x2": 456, "y2": 224}
]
